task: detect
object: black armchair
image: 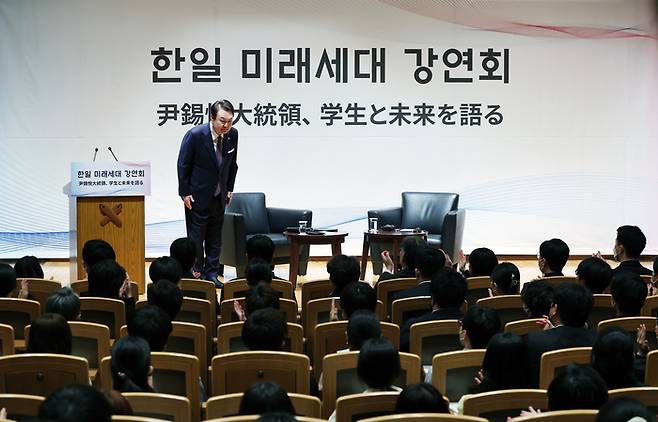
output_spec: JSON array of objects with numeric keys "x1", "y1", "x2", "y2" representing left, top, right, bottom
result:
[
  {"x1": 367, "y1": 192, "x2": 466, "y2": 275},
  {"x1": 220, "y1": 192, "x2": 312, "y2": 278}
]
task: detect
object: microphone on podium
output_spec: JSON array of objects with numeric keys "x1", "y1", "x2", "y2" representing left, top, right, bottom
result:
[
  {"x1": 92, "y1": 147, "x2": 99, "y2": 162},
  {"x1": 108, "y1": 146, "x2": 119, "y2": 162}
]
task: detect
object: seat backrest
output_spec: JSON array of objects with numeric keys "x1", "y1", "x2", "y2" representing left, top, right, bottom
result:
[
  {"x1": 179, "y1": 278, "x2": 217, "y2": 310},
  {"x1": 149, "y1": 352, "x2": 200, "y2": 422},
  {"x1": 431, "y1": 349, "x2": 486, "y2": 402},
  {"x1": 391, "y1": 296, "x2": 432, "y2": 327},
  {"x1": 0, "y1": 393, "x2": 44, "y2": 421},
  {"x1": 360, "y1": 415, "x2": 489, "y2": 422},
  {"x1": 68, "y1": 321, "x2": 111, "y2": 372},
  {"x1": 335, "y1": 391, "x2": 400, "y2": 422},
  {"x1": 122, "y1": 392, "x2": 192, "y2": 422},
  {"x1": 465, "y1": 277, "x2": 492, "y2": 306},
  {"x1": 377, "y1": 277, "x2": 419, "y2": 319},
  {"x1": 0, "y1": 354, "x2": 89, "y2": 396},
  {"x1": 540, "y1": 276, "x2": 578, "y2": 287},
  {"x1": 301, "y1": 279, "x2": 334, "y2": 327},
  {"x1": 646, "y1": 350, "x2": 658, "y2": 387},
  {"x1": 597, "y1": 317, "x2": 657, "y2": 350},
  {"x1": 0, "y1": 298, "x2": 40, "y2": 341},
  {"x1": 642, "y1": 295, "x2": 658, "y2": 317},
  {"x1": 165, "y1": 321, "x2": 207, "y2": 387},
  {"x1": 202, "y1": 417, "x2": 324, "y2": 422},
  {"x1": 608, "y1": 387, "x2": 658, "y2": 413},
  {"x1": 226, "y1": 192, "x2": 270, "y2": 234},
  {"x1": 176, "y1": 297, "x2": 213, "y2": 354},
  {"x1": 401, "y1": 192, "x2": 458, "y2": 234},
  {"x1": 504, "y1": 319, "x2": 543, "y2": 339},
  {"x1": 410, "y1": 320, "x2": 462, "y2": 366},
  {"x1": 206, "y1": 392, "x2": 322, "y2": 419},
  {"x1": 16, "y1": 278, "x2": 62, "y2": 308},
  {"x1": 0, "y1": 324, "x2": 14, "y2": 356},
  {"x1": 223, "y1": 279, "x2": 294, "y2": 301},
  {"x1": 71, "y1": 280, "x2": 139, "y2": 302},
  {"x1": 476, "y1": 295, "x2": 526, "y2": 327},
  {"x1": 539, "y1": 347, "x2": 592, "y2": 389},
  {"x1": 462, "y1": 389, "x2": 549, "y2": 422},
  {"x1": 79, "y1": 297, "x2": 126, "y2": 339},
  {"x1": 211, "y1": 351, "x2": 310, "y2": 396},
  {"x1": 508, "y1": 409, "x2": 598, "y2": 422},
  {"x1": 587, "y1": 294, "x2": 616, "y2": 329},
  {"x1": 217, "y1": 321, "x2": 304, "y2": 355},
  {"x1": 220, "y1": 298, "x2": 298, "y2": 324}
]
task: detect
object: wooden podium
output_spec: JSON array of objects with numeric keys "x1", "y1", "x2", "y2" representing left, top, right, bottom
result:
[{"x1": 69, "y1": 161, "x2": 151, "y2": 293}]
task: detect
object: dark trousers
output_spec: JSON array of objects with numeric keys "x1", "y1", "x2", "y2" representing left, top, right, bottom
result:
[{"x1": 185, "y1": 194, "x2": 225, "y2": 278}]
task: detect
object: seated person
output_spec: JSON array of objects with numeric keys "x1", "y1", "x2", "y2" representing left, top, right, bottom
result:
[
  {"x1": 610, "y1": 272, "x2": 647, "y2": 317},
  {"x1": 596, "y1": 397, "x2": 657, "y2": 422},
  {"x1": 339, "y1": 281, "x2": 377, "y2": 320},
  {"x1": 242, "y1": 308, "x2": 288, "y2": 351},
  {"x1": 170, "y1": 237, "x2": 198, "y2": 280},
  {"x1": 39, "y1": 384, "x2": 112, "y2": 422},
  {"x1": 459, "y1": 247, "x2": 498, "y2": 278},
  {"x1": 327, "y1": 255, "x2": 360, "y2": 297},
  {"x1": 147, "y1": 279, "x2": 183, "y2": 320},
  {"x1": 611, "y1": 225, "x2": 652, "y2": 276},
  {"x1": 246, "y1": 258, "x2": 274, "y2": 287},
  {"x1": 400, "y1": 267, "x2": 467, "y2": 352},
  {"x1": 0, "y1": 263, "x2": 28, "y2": 299},
  {"x1": 378, "y1": 236, "x2": 426, "y2": 282},
  {"x1": 490, "y1": 262, "x2": 521, "y2": 296},
  {"x1": 592, "y1": 327, "x2": 642, "y2": 390},
  {"x1": 127, "y1": 305, "x2": 172, "y2": 352},
  {"x1": 27, "y1": 313, "x2": 72, "y2": 355},
  {"x1": 392, "y1": 246, "x2": 445, "y2": 301},
  {"x1": 346, "y1": 310, "x2": 381, "y2": 351},
  {"x1": 148, "y1": 256, "x2": 182, "y2": 285},
  {"x1": 460, "y1": 305, "x2": 501, "y2": 350},
  {"x1": 82, "y1": 239, "x2": 115, "y2": 276},
  {"x1": 537, "y1": 238, "x2": 570, "y2": 277},
  {"x1": 395, "y1": 383, "x2": 449, "y2": 414},
  {"x1": 87, "y1": 259, "x2": 135, "y2": 322},
  {"x1": 576, "y1": 257, "x2": 612, "y2": 293},
  {"x1": 111, "y1": 336, "x2": 154, "y2": 393},
  {"x1": 239, "y1": 381, "x2": 295, "y2": 415},
  {"x1": 246, "y1": 234, "x2": 284, "y2": 280},
  {"x1": 13, "y1": 255, "x2": 44, "y2": 279},
  {"x1": 45, "y1": 287, "x2": 81, "y2": 321},
  {"x1": 521, "y1": 280, "x2": 555, "y2": 318}
]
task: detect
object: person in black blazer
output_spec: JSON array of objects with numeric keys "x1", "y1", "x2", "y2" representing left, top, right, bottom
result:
[
  {"x1": 377, "y1": 237, "x2": 427, "y2": 283},
  {"x1": 537, "y1": 238, "x2": 570, "y2": 278},
  {"x1": 610, "y1": 225, "x2": 652, "y2": 277},
  {"x1": 526, "y1": 282, "x2": 596, "y2": 387},
  {"x1": 392, "y1": 246, "x2": 445, "y2": 302},
  {"x1": 177, "y1": 100, "x2": 238, "y2": 287}
]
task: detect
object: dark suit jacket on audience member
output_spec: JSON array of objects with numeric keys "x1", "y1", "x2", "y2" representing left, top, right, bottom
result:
[
  {"x1": 378, "y1": 267, "x2": 416, "y2": 283},
  {"x1": 400, "y1": 307, "x2": 464, "y2": 352},
  {"x1": 391, "y1": 281, "x2": 431, "y2": 302},
  {"x1": 612, "y1": 260, "x2": 653, "y2": 277}
]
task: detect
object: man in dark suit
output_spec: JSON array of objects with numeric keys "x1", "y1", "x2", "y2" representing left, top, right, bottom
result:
[
  {"x1": 177, "y1": 99, "x2": 238, "y2": 288},
  {"x1": 392, "y1": 246, "x2": 445, "y2": 302},
  {"x1": 537, "y1": 238, "x2": 570, "y2": 278},
  {"x1": 611, "y1": 225, "x2": 652, "y2": 277},
  {"x1": 377, "y1": 236, "x2": 426, "y2": 283},
  {"x1": 526, "y1": 282, "x2": 596, "y2": 387},
  {"x1": 400, "y1": 267, "x2": 466, "y2": 352}
]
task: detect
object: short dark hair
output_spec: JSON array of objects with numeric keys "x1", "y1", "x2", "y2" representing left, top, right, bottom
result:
[
  {"x1": 357, "y1": 337, "x2": 401, "y2": 389},
  {"x1": 521, "y1": 280, "x2": 555, "y2": 318},
  {"x1": 246, "y1": 235, "x2": 276, "y2": 263},
  {"x1": 239, "y1": 381, "x2": 295, "y2": 415},
  {"x1": 610, "y1": 273, "x2": 647, "y2": 316},
  {"x1": 127, "y1": 305, "x2": 173, "y2": 352},
  {"x1": 415, "y1": 247, "x2": 446, "y2": 279},
  {"x1": 592, "y1": 327, "x2": 638, "y2": 390},
  {"x1": 170, "y1": 237, "x2": 197, "y2": 273},
  {"x1": 45, "y1": 287, "x2": 81, "y2": 321},
  {"x1": 13, "y1": 255, "x2": 44, "y2": 279},
  {"x1": 468, "y1": 248, "x2": 499, "y2": 277},
  {"x1": 431, "y1": 267, "x2": 467, "y2": 308},
  {"x1": 554, "y1": 282, "x2": 593, "y2": 327},
  {"x1": 400, "y1": 236, "x2": 427, "y2": 270},
  {"x1": 148, "y1": 256, "x2": 182, "y2": 285},
  {"x1": 27, "y1": 313, "x2": 72, "y2": 355},
  {"x1": 395, "y1": 383, "x2": 449, "y2": 414},
  {"x1": 473, "y1": 332, "x2": 528, "y2": 393},
  {"x1": 88, "y1": 259, "x2": 126, "y2": 299},
  {"x1": 39, "y1": 384, "x2": 111, "y2": 422},
  {"x1": 346, "y1": 310, "x2": 381, "y2": 350},
  {"x1": 82, "y1": 239, "x2": 116, "y2": 270},
  {"x1": 327, "y1": 255, "x2": 360, "y2": 296},
  {"x1": 246, "y1": 258, "x2": 273, "y2": 287},
  {"x1": 0, "y1": 263, "x2": 17, "y2": 297},
  {"x1": 539, "y1": 238, "x2": 570, "y2": 273},
  {"x1": 147, "y1": 279, "x2": 183, "y2": 320},
  {"x1": 596, "y1": 397, "x2": 657, "y2": 422},
  {"x1": 111, "y1": 336, "x2": 153, "y2": 393},
  {"x1": 616, "y1": 225, "x2": 647, "y2": 259},
  {"x1": 340, "y1": 282, "x2": 376, "y2": 318},
  {"x1": 210, "y1": 99, "x2": 235, "y2": 117},
  {"x1": 242, "y1": 308, "x2": 287, "y2": 351},
  {"x1": 491, "y1": 262, "x2": 521, "y2": 295},
  {"x1": 547, "y1": 364, "x2": 608, "y2": 410},
  {"x1": 461, "y1": 305, "x2": 501, "y2": 349},
  {"x1": 245, "y1": 282, "x2": 281, "y2": 316},
  {"x1": 576, "y1": 257, "x2": 613, "y2": 294}
]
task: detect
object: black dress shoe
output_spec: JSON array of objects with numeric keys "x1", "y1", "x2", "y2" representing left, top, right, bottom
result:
[{"x1": 208, "y1": 275, "x2": 224, "y2": 289}]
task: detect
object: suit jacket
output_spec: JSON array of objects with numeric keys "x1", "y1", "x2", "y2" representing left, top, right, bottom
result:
[
  {"x1": 378, "y1": 267, "x2": 416, "y2": 283},
  {"x1": 612, "y1": 260, "x2": 652, "y2": 277},
  {"x1": 400, "y1": 307, "x2": 464, "y2": 352},
  {"x1": 526, "y1": 325, "x2": 597, "y2": 387},
  {"x1": 177, "y1": 123, "x2": 239, "y2": 211},
  {"x1": 392, "y1": 280, "x2": 431, "y2": 302}
]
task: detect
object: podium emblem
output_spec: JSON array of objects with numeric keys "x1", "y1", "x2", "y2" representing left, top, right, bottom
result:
[{"x1": 99, "y1": 203, "x2": 123, "y2": 228}]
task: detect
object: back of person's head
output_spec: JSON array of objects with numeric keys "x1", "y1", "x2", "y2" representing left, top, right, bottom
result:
[
  {"x1": 616, "y1": 225, "x2": 647, "y2": 259},
  {"x1": 547, "y1": 364, "x2": 608, "y2": 410},
  {"x1": 346, "y1": 310, "x2": 381, "y2": 350},
  {"x1": 87, "y1": 259, "x2": 125, "y2": 298},
  {"x1": 102, "y1": 390, "x2": 133, "y2": 416},
  {"x1": 245, "y1": 282, "x2": 281, "y2": 316},
  {"x1": 13, "y1": 255, "x2": 44, "y2": 279},
  {"x1": 414, "y1": 246, "x2": 445, "y2": 279},
  {"x1": 553, "y1": 282, "x2": 593, "y2": 327},
  {"x1": 127, "y1": 305, "x2": 173, "y2": 352},
  {"x1": 148, "y1": 256, "x2": 182, "y2": 285},
  {"x1": 246, "y1": 235, "x2": 276, "y2": 263},
  {"x1": 242, "y1": 308, "x2": 287, "y2": 351},
  {"x1": 239, "y1": 381, "x2": 295, "y2": 415},
  {"x1": 82, "y1": 239, "x2": 116, "y2": 271},
  {"x1": 400, "y1": 236, "x2": 426, "y2": 270},
  {"x1": 475, "y1": 332, "x2": 528, "y2": 393},
  {"x1": 256, "y1": 413, "x2": 298, "y2": 422},
  {"x1": 490, "y1": 262, "x2": 521, "y2": 295},
  {"x1": 539, "y1": 238, "x2": 570, "y2": 273},
  {"x1": 0, "y1": 263, "x2": 17, "y2": 297},
  {"x1": 39, "y1": 384, "x2": 111, "y2": 422},
  {"x1": 111, "y1": 336, "x2": 152, "y2": 393},
  {"x1": 576, "y1": 257, "x2": 613, "y2": 294},
  {"x1": 468, "y1": 248, "x2": 499, "y2": 277},
  {"x1": 357, "y1": 337, "x2": 401, "y2": 390},
  {"x1": 596, "y1": 397, "x2": 657, "y2": 422},
  {"x1": 461, "y1": 305, "x2": 501, "y2": 349},
  {"x1": 327, "y1": 255, "x2": 360, "y2": 296},
  {"x1": 169, "y1": 237, "x2": 197, "y2": 273},
  {"x1": 592, "y1": 327, "x2": 638, "y2": 390},
  {"x1": 45, "y1": 288, "x2": 80, "y2": 321},
  {"x1": 521, "y1": 280, "x2": 555, "y2": 318},
  {"x1": 147, "y1": 279, "x2": 183, "y2": 320},
  {"x1": 395, "y1": 383, "x2": 449, "y2": 414},
  {"x1": 246, "y1": 258, "x2": 273, "y2": 287},
  {"x1": 431, "y1": 267, "x2": 467, "y2": 308},
  {"x1": 27, "y1": 313, "x2": 72, "y2": 354},
  {"x1": 340, "y1": 282, "x2": 376, "y2": 318},
  {"x1": 610, "y1": 272, "x2": 647, "y2": 316}
]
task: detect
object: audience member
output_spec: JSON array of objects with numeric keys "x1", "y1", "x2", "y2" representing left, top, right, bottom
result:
[
  {"x1": 340, "y1": 282, "x2": 376, "y2": 319},
  {"x1": 395, "y1": 383, "x2": 449, "y2": 414},
  {"x1": 612, "y1": 225, "x2": 652, "y2": 276},
  {"x1": 0, "y1": 263, "x2": 19, "y2": 298},
  {"x1": 239, "y1": 381, "x2": 295, "y2": 415},
  {"x1": 326, "y1": 255, "x2": 360, "y2": 297},
  {"x1": 39, "y1": 384, "x2": 112, "y2": 422},
  {"x1": 87, "y1": 259, "x2": 134, "y2": 321},
  {"x1": 148, "y1": 256, "x2": 182, "y2": 285},
  {"x1": 246, "y1": 234, "x2": 283, "y2": 280},
  {"x1": 490, "y1": 262, "x2": 521, "y2": 296},
  {"x1": 127, "y1": 305, "x2": 172, "y2": 352},
  {"x1": 111, "y1": 336, "x2": 154, "y2": 393},
  {"x1": 242, "y1": 308, "x2": 288, "y2": 351},
  {"x1": 538, "y1": 238, "x2": 570, "y2": 277},
  {"x1": 460, "y1": 305, "x2": 501, "y2": 349},
  {"x1": 547, "y1": 364, "x2": 608, "y2": 410},
  {"x1": 82, "y1": 239, "x2": 115, "y2": 274},
  {"x1": 576, "y1": 257, "x2": 613, "y2": 293},
  {"x1": 147, "y1": 279, "x2": 183, "y2": 320},
  {"x1": 246, "y1": 258, "x2": 274, "y2": 287},
  {"x1": 357, "y1": 338, "x2": 401, "y2": 393},
  {"x1": 346, "y1": 310, "x2": 381, "y2": 351},
  {"x1": 170, "y1": 237, "x2": 198, "y2": 279},
  {"x1": 378, "y1": 236, "x2": 426, "y2": 282},
  {"x1": 45, "y1": 287, "x2": 80, "y2": 321},
  {"x1": 610, "y1": 272, "x2": 648, "y2": 317},
  {"x1": 592, "y1": 327, "x2": 642, "y2": 389},
  {"x1": 102, "y1": 390, "x2": 133, "y2": 415},
  {"x1": 521, "y1": 280, "x2": 555, "y2": 318},
  {"x1": 596, "y1": 397, "x2": 657, "y2": 422},
  {"x1": 392, "y1": 246, "x2": 445, "y2": 301},
  {"x1": 461, "y1": 247, "x2": 498, "y2": 278},
  {"x1": 27, "y1": 313, "x2": 72, "y2": 354},
  {"x1": 13, "y1": 255, "x2": 44, "y2": 279},
  {"x1": 245, "y1": 282, "x2": 281, "y2": 317}
]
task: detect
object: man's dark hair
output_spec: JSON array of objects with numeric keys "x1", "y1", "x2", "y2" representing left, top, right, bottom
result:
[
  {"x1": 246, "y1": 235, "x2": 276, "y2": 263},
  {"x1": 547, "y1": 364, "x2": 608, "y2": 410},
  {"x1": 170, "y1": 237, "x2": 197, "y2": 274},
  {"x1": 239, "y1": 381, "x2": 295, "y2": 415},
  {"x1": 39, "y1": 384, "x2": 112, "y2": 422},
  {"x1": 576, "y1": 257, "x2": 613, "y2": 294},
  {"x1": 148, "y1": 256, "x2": 182, "y2": 285},
  {"x1": 14, "y1": 255, "x2": 44, "y2": 279},
  {"x1": 127, "y1": 305, "x2": 173, "y2": 352},
  {"x1": 616, "y1": 225, "x2": 647, "y2": 259},
  {"x1": 358, "y1": 337, "x2": 401, "y2": 389},
  {"x1": 400, "y1": 236, "x2": 427, "y2": 270},
  {"x1": 340, "y1": 282, "x2": 377, "y2": 318},
  {"x1": 242, "y1": 308, "x2": 287, "y2": 351},
  {"x1": 45, "y1": 287, "x2": 81, "y2": 321},
  {"x1": 468, "y1": 248, "x2": 499, "y2": 277},
  {"x1": 554, "y1": 282, "x2": 593, "y2": 327},
  {"x1": 0, "y1": 263, "x2": 17, "y2": 297},
  {"x1": 346, "y1": 310, "x2": 381, "y2": 350},
  {"x1": 147, "y1": 279, "x2": 183, "y2": 320},
  {"x1": 610, "y1": 273, "x2": 647, "y2": 316},
  {"x1": 327, "y1": 255, "x2": 360, "y2": 296},
  {"x1": 82, "y1": 239, "x2": 116, "y2": 270},
  {"x1": 521, "y1": 280, "x2": 555, "y2": 318},
  {"x1": 461, "y1": 305, "x2": 501, "y2": 349},
  {"x1": 27, "y1": 313, "x2": 72, "y2": 355},
  {"x1": 592, "y1": 327, "x2": 639, "y2": 390},
  {"x1": 210, "y1": 99, "x2": 235, "y2": 117},
  {"x1": 539, "y1": 238, "x2": 570, "y2": 273},
  {"x1": 88, "y1": 259, "x2": 126, "y2": 299},
  {"x1": 245, "y1": 282, "x2": 281, "y2": 316},
  {"x1": 431, "y1": 267, "x2": 467, "y2": 308},
  {"x1": 395, "y1": 383, "x2": 449, "y2": 414},
  {"x1": 415, "y1": 247, "x2": 446, "y2": 279},
  {"x1": 596, "y1": 397, "x2": 657, "y2": 422},
  {"x1": 246, "y1": 258, "x2": 273, "y2": 287}
]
